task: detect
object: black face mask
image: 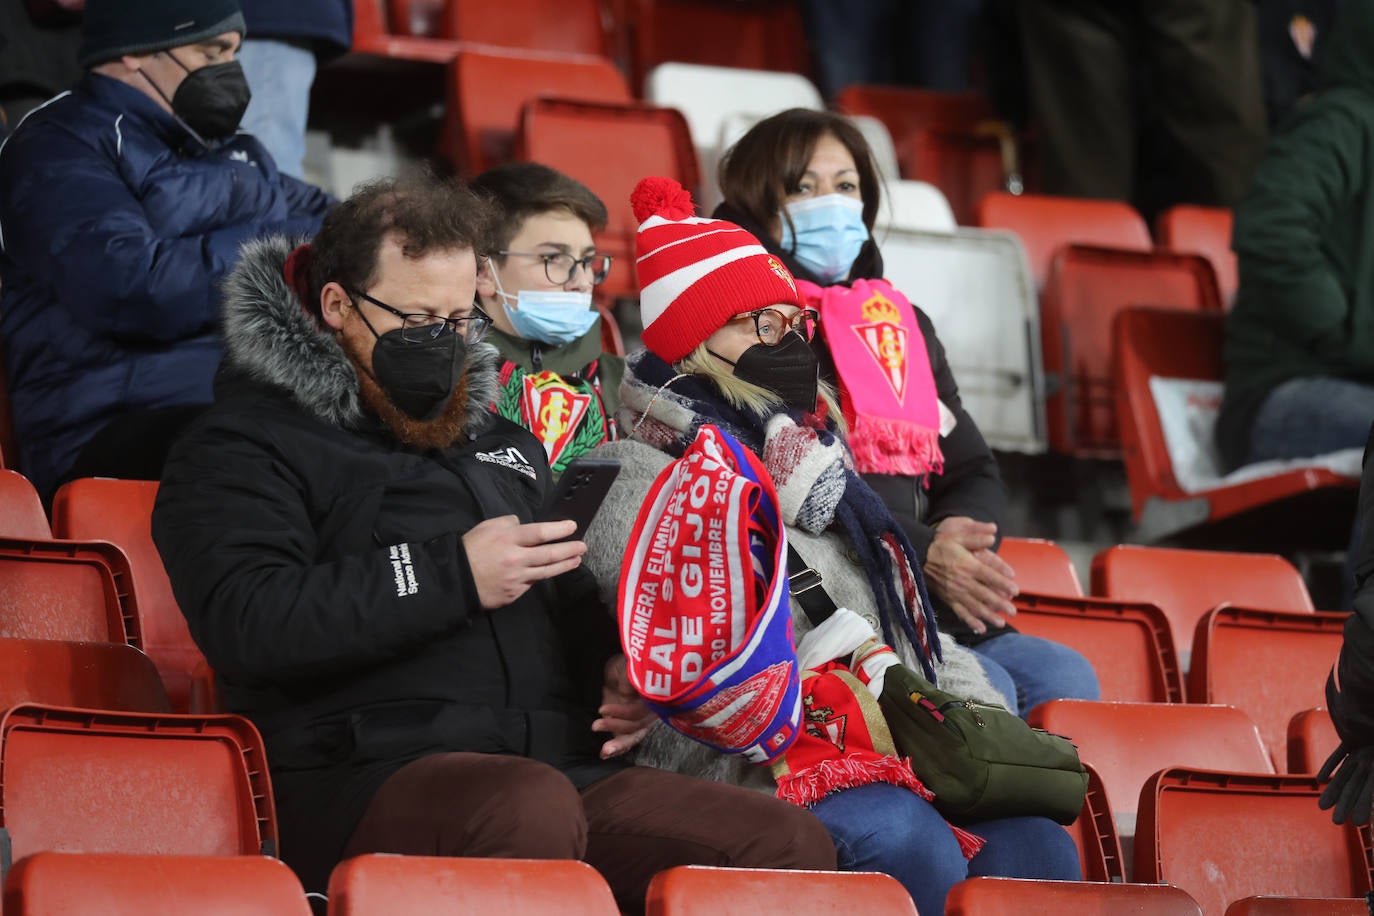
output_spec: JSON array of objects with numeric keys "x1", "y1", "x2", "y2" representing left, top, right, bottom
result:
[
  {"x1": 144, "y1": 53, "x2": 251, "y2": 141},
  {"x1": 712, "y1": 331, "x2": 820, "y2": 413},
  {"x1": 369, "y1": 327, "x2": 467, "y2": 421}
]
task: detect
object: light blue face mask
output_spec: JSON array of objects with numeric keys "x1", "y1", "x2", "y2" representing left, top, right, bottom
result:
[
  {"x1": 778, "y1": 194, "x2": 869, "y2": 284},
  {"x1": 490, "y1": 264, "x2": 598, "y2": 346}
]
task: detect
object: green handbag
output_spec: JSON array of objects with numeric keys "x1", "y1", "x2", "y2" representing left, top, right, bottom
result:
[{"x1": 878, "y1": 663, "x2": 1088, "y2": 824}]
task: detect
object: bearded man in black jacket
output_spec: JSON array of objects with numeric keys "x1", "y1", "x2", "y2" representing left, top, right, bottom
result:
[{"x1": 151, "y1": 176, "x2": 836, "y2": 906}]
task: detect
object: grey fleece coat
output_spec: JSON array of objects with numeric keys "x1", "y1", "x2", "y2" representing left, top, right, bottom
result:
[{"x1": 584, "y1": 437, "x2": 1009, "y2": 786}]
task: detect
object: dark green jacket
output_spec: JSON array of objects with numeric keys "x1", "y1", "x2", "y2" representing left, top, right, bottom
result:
[{"x1": 1218, "y1": 3, "x2": 1374, "y2": 471}]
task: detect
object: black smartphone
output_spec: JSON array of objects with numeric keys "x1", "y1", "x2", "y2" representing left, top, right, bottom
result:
[{"x1": 540, "y1": 457, "x2": 622, "y2": 542}]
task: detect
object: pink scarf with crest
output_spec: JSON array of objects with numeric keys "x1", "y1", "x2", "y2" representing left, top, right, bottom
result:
[{"x1": 798, "y1": 277, "x2": 943, "y2": 478}]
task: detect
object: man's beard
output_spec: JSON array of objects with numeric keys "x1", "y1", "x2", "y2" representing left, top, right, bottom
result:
[{"x1": 339, "y1": 328, "x2": 473, "y2": 450}]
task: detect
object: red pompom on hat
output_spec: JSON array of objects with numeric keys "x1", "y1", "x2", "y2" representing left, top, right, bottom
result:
[{"x1": 632, "y1": 176, "x2": 803, "y2": 364}]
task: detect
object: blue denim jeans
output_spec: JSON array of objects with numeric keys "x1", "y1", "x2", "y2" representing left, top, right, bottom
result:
[
  {"x1": 810, "y1": 783, "x2": 1081, "y2": 915},
  {"x1": 236, "y1": 38, "x2": 316, "y2": 179},
  {"x1": 1247, "y1": 376, "x2": 1374, "y2": 464},
  {"x1": 971, "y1": 631, "x2": 1101, "y2": 717}
]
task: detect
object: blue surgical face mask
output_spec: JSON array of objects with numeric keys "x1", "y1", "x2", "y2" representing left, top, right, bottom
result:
[
  {"x1": 778, "y1": 193, "x2": 868, "y2": 284},
  {"x1": 490, "y1": 264, "x2": 598, "y2": 346}
]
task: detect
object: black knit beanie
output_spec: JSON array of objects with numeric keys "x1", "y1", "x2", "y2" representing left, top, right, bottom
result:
[{"x1": 79, "y1": 0, "x2": 247, "y2": 69}]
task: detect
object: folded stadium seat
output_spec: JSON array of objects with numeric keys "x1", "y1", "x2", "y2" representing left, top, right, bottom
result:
[
  {"x1": 945, "y1": 876, "x2": 1204, "y2": 916},
  {"x1": 645, "y1": 865, "x2": 916, "y2": 915},
  {"x1": 837, "y1": 85, "x2": 1025, "y2": 226},
  {"x1": 351, "y1": 0, "x2": 464, "y2": 63},
  {"x1": 1225, "y1": 897, "x2": 1369, "y2": 915},
  {"x1": 0, "y1": 537, "x2": 140, "y2": 645},
  {"x1": 995, "y1": 536, "x2": 1083, "y2": 597},
  {"x1": 0, "y1": 638, "x2": 170, "y2": 713},
  {"x1": 327, "y1": 855, "x2": 619, "y2": 915},
  {"x1": 0, "y1": 703, "x2": 278, "y2": 885},
  {"x1": 1114, "y1": 306, "x2": 1360, "y2": 547},
  {"x1": 596, "y1": 305, "x2": 626, "y2": 357},
  {"x1": 444, "y1": 46, "x2": 631, "y2": 175},
  {"x1": 849, "y1": 115, "x2": 901, "y2": 183},
  {"x1": 876, "y1": 225, "x2": 1047, "y2": 453},
  {"x1": 1189, "y1": 607, "x2": 1347, "y2": 768},
  {"x1": 1028, "y1": 700, "x2": 1272, "y2": 872},
  {"x1": 643, "y1": 62, "x2": 822, "y2": 211},
  {"x1": 1041, "y1": 246, "x2": 1223, "y2": 458},
  {"x1": 516, "y1": 97, "x2": 699, "y2": 303},
  {"x1": 1286, "y1": 708, "x2": 1339, "y2": 775},
  {"x1": 976, "y1": 191, "x2": 1152, "y2": 290},
  {"x1": 440, "y1": 0, "x2": 611, "y2": 55},
  {"x1": 387, "y1": 0, "x2": 443, "y2": 36},
  {"x1": 1011, "y1": 593, "x2": 1183, "y2": 703},
  {"x1": 626, "y1": 0, "x2": 811, "y2": 94},
  {"x1": 874, "y1": 179, "x2": 958, "y2": 234},
  {"x1": 1066, "y1": 762, "x2": 1127, "y2": 883},
  {"x1": 1090, "y1": 544, "x2": 1314, "y2": 673},
  {"x1": 1156, "y1": 205, "x2": 1238, "y2": 307},
  {"x1": 4, "y1": 852, "x2": 311, "y2": 915},
  {"x1": 1135, "y1": 767, "x2": 1372, "y2": 916},
  {"x1": 0, "y1": 470, "x2": 51, "y2": 540},
  {"x1": 188, "y1": 659, "x2": 225, "y2": 715},
  {"x1": 0, "y1": 342, "x2": 16, "y2": 470},
  {"x1": 51, "y1": 479, "x2": 206, "y2": 712}
]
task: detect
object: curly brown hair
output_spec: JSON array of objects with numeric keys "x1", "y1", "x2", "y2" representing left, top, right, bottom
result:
[{"x1": 305, "y1": 173, "x2": 494, "y2": 318}]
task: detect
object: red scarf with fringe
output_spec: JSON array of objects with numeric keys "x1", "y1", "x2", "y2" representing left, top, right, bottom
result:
[
  {"x1": 799, "y1": 277, "x2": 944, "y2": 478},
  {"x1": 773, "y1": 657, "x2": 984, "y2": 860}
]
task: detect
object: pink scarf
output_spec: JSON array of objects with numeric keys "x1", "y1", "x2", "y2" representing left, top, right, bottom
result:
[{"x1": 798, "y1": 277, "x2": 944, "y2": 478}]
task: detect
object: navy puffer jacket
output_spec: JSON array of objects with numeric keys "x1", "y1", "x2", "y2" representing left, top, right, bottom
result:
[{"x1": 0, "y1": 72, "x2": 333, "y2": 496}]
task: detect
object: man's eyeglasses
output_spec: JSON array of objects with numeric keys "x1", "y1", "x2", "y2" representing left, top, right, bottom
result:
[
  {"x1": 730, "y1": 307, "x2": 821, "y2": 346},
  {"x1": 350, "y1": 290, "x2": 492, "y2": 344},
  {"x1": 496, "y1": 250, "x2": 614, "y2": 286}
]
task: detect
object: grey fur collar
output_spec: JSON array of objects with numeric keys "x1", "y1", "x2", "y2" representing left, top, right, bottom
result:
[{"x1": 221, "y1": 235, "x2": 498, "y2": 437}]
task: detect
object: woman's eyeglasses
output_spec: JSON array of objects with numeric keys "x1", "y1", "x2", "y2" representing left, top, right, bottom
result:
[{"x1": 730, "y1": 307, "x2": 821, "y2": 346}]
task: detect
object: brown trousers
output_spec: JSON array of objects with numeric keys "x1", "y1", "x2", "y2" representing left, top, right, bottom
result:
[{"x1": 340, "y1": 753, "x2": 837, "y2": 914}]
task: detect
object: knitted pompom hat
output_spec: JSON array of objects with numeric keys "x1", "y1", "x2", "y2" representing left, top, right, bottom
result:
[{"x1": 632, "y1": 176, "x2": 803, "y2": 364}]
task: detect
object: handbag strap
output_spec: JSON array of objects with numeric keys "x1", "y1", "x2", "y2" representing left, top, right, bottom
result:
[{"x1": 786, "y1": 544, "x2": 838, "y2": 627}]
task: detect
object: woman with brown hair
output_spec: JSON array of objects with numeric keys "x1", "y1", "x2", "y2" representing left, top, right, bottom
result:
[{"x1": 712, "y1": 108, "x2": 1099, "y2": 716}]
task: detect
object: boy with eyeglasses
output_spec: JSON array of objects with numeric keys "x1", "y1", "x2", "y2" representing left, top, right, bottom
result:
[{"x1": 471, "y1": 162, "x2": 623, "y2": 473}]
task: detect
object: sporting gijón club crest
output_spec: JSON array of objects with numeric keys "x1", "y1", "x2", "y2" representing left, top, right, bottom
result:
[
  {"x1": 521, "y1": 373, "x2": 592, "y2": 466},
  {"x1": 850, "y1": 288, "x2": 908, "y2": 403}
]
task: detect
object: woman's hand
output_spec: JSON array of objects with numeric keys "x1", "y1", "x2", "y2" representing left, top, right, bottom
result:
[
  {"x1": 923, "y1": 517, "x2": 1018, "y2": 635},
  {"x1": 594, "y1": 655, "x2": 658, "y2": 758}
]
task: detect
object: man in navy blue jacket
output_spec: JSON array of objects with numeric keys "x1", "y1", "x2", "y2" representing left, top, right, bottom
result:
[{"x1": 0, "y1": 0, "x2": 333, "y2": 499}]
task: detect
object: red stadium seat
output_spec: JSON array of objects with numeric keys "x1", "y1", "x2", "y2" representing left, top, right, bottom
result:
[
  {"x1": 0, "y1": 470, "x2": 51, "y2": 539},
  {"x1": 516, "y1": 98, "x2": 698, "y2": 301},
  {"x1": 4, "y1": 852, "x2": 311, "y2": 915},
  {"x1": 1225, "y1": 897, "x2": 1369, "y2": 916},
  {"x1": 1041, "y1": 246, "x2": 1222, "y2": 457},
  {"x1": 645, "y1": 865, "x2": 916, "y2": 915},
  {"x1": 445, "y1": 46, "x2": 631, "y2": 175},
  {"x1": 1189, "y1": 607, "x2": 1346, "y2": 767},
  {"x1": 0, "y1": 343, "x2": 16, "y2": 471},
  {"x1": 387, "y1": 0, "x2": 443, "y2": 36},
  {"x1": 1090, "y1": 544, "x2": 1313, "y2": 670},
  {"x1": 0, "y1": 638, "x2": 170, "y2": 713},
  {"x1": 997, "y1": 536, "x2": 1083, "y2": 597},
  {"x1": 440, "y1": 0, "x2": 610, "y2": 55},
  {"x1": 1012, "y1": 593, "x2": 1183, "y2": 703},
  {"x1": 977, "y1": 191, "x2": 1152, "y2": 290},
  {"x1": 51, "y1": 479, "x2": 207, "y2": 712},
  {"x1": 1066, "y1": 762, "x2": 1127, "y2": 883},
  {"x1": 1287, "y1": 708, "x2": 1339, "y2": 775},
  {"x1": 597, "y1": 306, "x2": 626, "y2": 357},
  {"x1": 1156, "y1": 205, "x2": 1237, "y2": 306},
  {"x1": 351, "y1": 0, "x2": 463, "y2": 63},
  {"x1": 1028, "y1": 701, "x2": 1272, "y2": 832},
  {"x1": 327, "y1": 855, "x2": 619, "y2": 915},
  {"x1": 1114, "y1": 306, "x2": 1359, "y2": 547},
  {"x1": 1135, "y1": 768, "x2": 1372, "y2": 916},
  {"x1": 0, "y1": 537, "x2": 139, "y2": 645},
  {"x1": 837, "y1": 85, "x2": 1018, "y2": 226},
  {"x1": 627, "y1": 0, "x2": 810, "y2": 91},
  {"x1": 946, "y1": 877, "x2": 1204, "y2": 915},
  {"x1": 0, "y1": 704, "x2": 278, "y2": 881}
]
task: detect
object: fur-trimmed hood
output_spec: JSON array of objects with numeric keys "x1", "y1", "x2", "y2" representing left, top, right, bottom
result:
[{"x1": 220, "y1": 235, "x2": 499, "y2": 436}]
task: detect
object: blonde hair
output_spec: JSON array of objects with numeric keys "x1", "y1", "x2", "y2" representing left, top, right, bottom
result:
[{"x1": 676, "y1": 344, "x2": 847, "y2": 435}]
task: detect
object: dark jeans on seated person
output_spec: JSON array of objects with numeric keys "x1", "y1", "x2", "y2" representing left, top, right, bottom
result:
[{"x1": 339, "y1": 753, "x2": 838, "y2": 915}]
